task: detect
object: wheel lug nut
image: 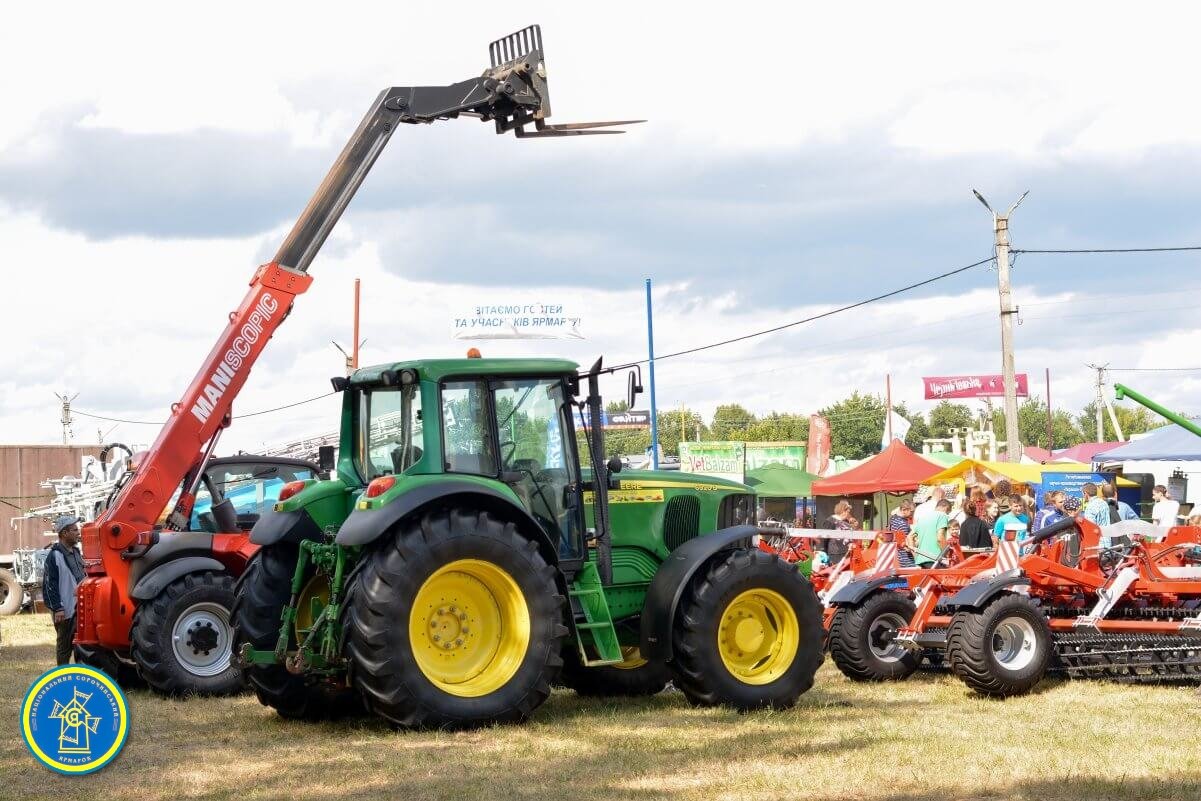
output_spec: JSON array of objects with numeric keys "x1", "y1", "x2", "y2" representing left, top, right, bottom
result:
[
  {"x1": 438, "y1": 607, "x2": 447, "y2": 615},
  {"x1": 461, "y1": 626, "x2": 469, "y2": 634},
  {"x1": 455, "y1": 638, "x2": 463, "y2": 646},
  {"x1": 433, "y1": 635, "x2": 441, "y2": 642},
  {"x1": 459, "y1": 613, "x2": 467, "y2": 621},
  {"x1": 430, "y1": 621, "x2": 437, "y2": 628}
]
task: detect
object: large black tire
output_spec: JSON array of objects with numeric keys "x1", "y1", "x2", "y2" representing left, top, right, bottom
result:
[
  {"x1": 0, "y1": 569, "x2": 22, "y2": 615},
  {"x1": 669, "y1": 548, "x2": 824, "y2": 711},
  {"x1": 130, "y1": 571, "x2": 243, "y2": 696},
  {"x1": 231, "y1": 543, "x2": 360, "y2": 720},
  {"x1": 828, "y1": 592, "x2": 921, "y2": 682},
  {"x1": 343, "y1": 507, "x2": 566, "y2": 729},
  {"x1": 946, "y1": 593, "x2": 1051, "y2": 697},
  {"x1": 560, "y1": 643, "x2": 671, "y2": 697}
]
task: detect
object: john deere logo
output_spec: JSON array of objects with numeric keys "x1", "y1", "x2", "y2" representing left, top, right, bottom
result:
[{"x1": 21, "y1": 666, "x2": 129, "y2": 774}]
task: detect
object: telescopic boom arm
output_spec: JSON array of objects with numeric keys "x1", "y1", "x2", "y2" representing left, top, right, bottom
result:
[{"x1": 88, "y1": 25, "x2": 641, "y2": 559}]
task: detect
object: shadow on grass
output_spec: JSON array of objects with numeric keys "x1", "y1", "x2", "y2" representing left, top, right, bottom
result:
[{"x1": 875, "y1": 774, "x2": 1201, "y2": 801}]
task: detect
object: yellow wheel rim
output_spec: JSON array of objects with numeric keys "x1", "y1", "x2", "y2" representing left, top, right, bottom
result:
[
  {"x1": 408, "y1": 559, "x2": 530, "y2": 698},
  {"x1": 717, "y1": 588, "x2": 799, "y2": 685},
  {"x1": 294, "y1": 574, "x2": 330, "y2": 641},
  {"x1": 611, "y1": 646, "x2": 649, "y2": 671}
]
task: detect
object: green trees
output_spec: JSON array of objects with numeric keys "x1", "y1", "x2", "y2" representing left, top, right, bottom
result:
[{"x1": 1077, "y1": 402, "x2": 1157, "y2": 443}]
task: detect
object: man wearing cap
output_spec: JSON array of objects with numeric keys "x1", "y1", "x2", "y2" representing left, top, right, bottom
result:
[{"x1": 43, "y1": 515, "x2": 85, "y2": 665}]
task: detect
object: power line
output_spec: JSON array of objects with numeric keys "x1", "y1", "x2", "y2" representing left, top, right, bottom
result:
[
  {"x1": 72, "y1": 392, "x2": 337, "y2": 426},
  {"x1": 1012, "y1": 246, "x2": 1201, "y2": 254},
  {"x1": 610, "y1": 255, "x2": 995, "y2": 369}
]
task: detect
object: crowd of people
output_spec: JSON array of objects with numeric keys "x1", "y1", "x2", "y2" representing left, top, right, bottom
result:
[{"x1": 813, "y1": 478, "x2": 1198, "y2": 568}]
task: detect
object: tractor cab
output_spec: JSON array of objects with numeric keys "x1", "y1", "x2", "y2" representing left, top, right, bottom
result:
[{"x1": 338, "y1": 357, "x2": 589, "y2": 566}]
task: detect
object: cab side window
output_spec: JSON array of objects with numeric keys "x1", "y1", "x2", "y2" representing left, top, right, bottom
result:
[{"x1": 441, "y1": 380, "x2": 497, "y2": 475}]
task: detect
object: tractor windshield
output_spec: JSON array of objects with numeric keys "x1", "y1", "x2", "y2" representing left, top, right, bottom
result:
[{"x1": 356, "y1": 385, "x2": 423, "y2": 480}]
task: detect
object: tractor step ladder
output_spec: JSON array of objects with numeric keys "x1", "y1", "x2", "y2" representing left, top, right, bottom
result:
[{"x1": 568, "y1": 562, "x2": 623, "y2": 666}]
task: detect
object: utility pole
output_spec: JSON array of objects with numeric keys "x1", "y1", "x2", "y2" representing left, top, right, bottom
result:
[
  {"x1": 54, "y1": 392, "x2": 78, "y2": 444},
  {"x1": 1045, "y1": 367, "x2": 1053, "y2": 451},
  {"x1": 974, "y1": 189, "x2": 1027, "y2": 462},
  {"x1": 645, "y1": 278, "x2": 659, "y2": 469},
  {"x1": 1087, "y1": 363, "x2": 1125, "y2": 442},
  {"x1": 333, "y1": 277, "x2": 366, "y2": 376}
]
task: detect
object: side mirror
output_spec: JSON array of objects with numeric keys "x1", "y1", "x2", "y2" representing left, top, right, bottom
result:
[
  {"x1": 606, "y1": 456, "x2": 623, "y2": 475},
  {"x1": 318, "y1": 446, "x2": 336, "y2": 475},
  {"x1": 627, "y1": 371, "x2": 643, "y2": 408}
]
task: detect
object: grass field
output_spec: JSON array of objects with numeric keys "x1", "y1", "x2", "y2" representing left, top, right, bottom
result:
[{"x1": 1, "y1": 614, "x2": 1198, "y2": 801}]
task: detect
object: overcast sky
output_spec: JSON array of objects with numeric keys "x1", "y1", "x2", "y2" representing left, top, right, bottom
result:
[{"x1": 2, "y1": 1, "x2": 1199, "y2": 455}]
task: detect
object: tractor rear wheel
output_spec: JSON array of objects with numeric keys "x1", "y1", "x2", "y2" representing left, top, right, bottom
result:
[
  {"x1": 946, "y1": 593, "x2": 1051, "y2": 697},
  {"x1": 231, "y1": 543, "x2": 360, "y2": 720},
  {"x1": 828, "y1": 592, "x2": 921, "y2": 682},
  {"x1": 343, "y1": 507, "x2": 566, "y2": 729},
  {"x1": 669, "y1": 548, "x2": 823, "y2": 711},
  {"x1": 560, "y1": 644, "x2": 670, "y2": 697},
  {"x1": 0, "y1": 569, "x2": 22, "y2": 615},
  {"x1": 130, "y1": 571, "x2": 243, "y2": 696}
]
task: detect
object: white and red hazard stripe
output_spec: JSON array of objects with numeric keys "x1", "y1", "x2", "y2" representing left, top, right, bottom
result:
[{"x1": 866, "y1": 541, "x2": 899, "y2": 578}]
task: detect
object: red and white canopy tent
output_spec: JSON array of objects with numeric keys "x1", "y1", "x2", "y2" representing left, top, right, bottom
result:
[{"x1": 812, "y1": 439, "x2": 943, "y2": 496}]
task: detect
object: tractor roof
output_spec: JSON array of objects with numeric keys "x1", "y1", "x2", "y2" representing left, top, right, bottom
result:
[{"x1": 351, "y1": 357, "x2": 580, "y2": 384}]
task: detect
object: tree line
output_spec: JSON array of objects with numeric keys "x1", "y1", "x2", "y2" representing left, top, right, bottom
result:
[{"x1": 584, "y1": 395, "x2": 1158, "y2": 461}]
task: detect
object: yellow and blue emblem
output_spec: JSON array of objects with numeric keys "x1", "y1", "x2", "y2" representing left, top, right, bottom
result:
[{"x1": 21, "y1": 665, "x2": 129, "y2": 774}]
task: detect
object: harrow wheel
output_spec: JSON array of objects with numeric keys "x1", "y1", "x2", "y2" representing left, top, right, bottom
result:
[
  {"x1": 343, "y1": 507, "x2": 566, "y2": 729},
  {"x1": 560, "y1": 643, "x2": 671, "y2": 697},
  {"x1": 946, "y1": 593, "x2": 1051, "y2": 697},
  {"x1": 669, "y1": 548, "x2": 823, "y2": 711},
  {"x1": 231, "y1": 543, "x2": 361, "y2": 720},
  {"x1": 828, "y1": 592, "x2": 921, "y2": 682}
]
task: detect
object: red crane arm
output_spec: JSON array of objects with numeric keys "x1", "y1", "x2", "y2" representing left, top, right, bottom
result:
[{"x1": 95, "y1": 263, "x2": 312, "y2": 551}]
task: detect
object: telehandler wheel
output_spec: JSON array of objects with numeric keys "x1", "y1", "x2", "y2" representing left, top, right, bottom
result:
[
  {"x1": 0, "y1": 568, "x2": 22, "y2": 615},
  {"x1": 231, "y1": 544, "x2": 360, "y2": 720},
  {"x1": 669, "y1": 548, "x2": 823, "y2": 711},
  {"x1": 828, "y1": 592, "x2": 921, "y2": 682},
  {"x1": 130, "y1": 571, "x2": 243, "y2": 696},
  {"x1": 343, "y1": 507, "x2": 566, "y2": 730},
  {"x1": 946, "y1": 593, "x2": 1051, "y2": 698},
  {"x1": 560, "y1": 644, "x2": 671, "y2": 697}
]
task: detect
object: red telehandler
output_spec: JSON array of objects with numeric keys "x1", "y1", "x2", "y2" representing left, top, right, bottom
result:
[{"x1": 74, "y1": 24, "x2": 638, "y2": 696}]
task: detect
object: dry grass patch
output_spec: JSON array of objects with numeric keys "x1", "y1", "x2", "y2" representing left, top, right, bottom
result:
[{"x1": 1, "y1": 614, "x2": 1198, "y2": 800}]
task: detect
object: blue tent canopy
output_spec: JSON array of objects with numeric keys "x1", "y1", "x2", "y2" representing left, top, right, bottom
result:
[{"x1": 1094, "y1": 419, "x2": 1201, "y2": 461}]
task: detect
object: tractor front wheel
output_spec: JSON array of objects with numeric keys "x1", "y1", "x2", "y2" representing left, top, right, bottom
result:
[
  {"x1": 343, "y1": 507, "x2": 566, "y2": 729},
  {"x1": 560, "y1": 644, "x2": 671, "y2": 697},
  {"x1": 946, "y1": 593, "x2": 1051, "y2": 697},
  {"x1": 231, "y1": 543, "x2": 360, "y2": 720},
  {"x1": 130, "y1": 571, "x2": 243, "y2": 696},
  {"x1": 669, "y1": 548, "x2": 823, "y2": 711},
  {"x1": 828, "y1": 592, "x2": 921, "y2": 682}
]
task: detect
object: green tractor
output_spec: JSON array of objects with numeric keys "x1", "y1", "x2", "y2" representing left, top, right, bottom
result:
[{"x1": 233, "y1": 356, "x2": 824, "y2": 728}]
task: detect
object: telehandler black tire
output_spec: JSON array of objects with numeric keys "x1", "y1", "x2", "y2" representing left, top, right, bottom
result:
[
  {"x1": 946, "y1": 592, "x2": 1051, "y2": 697},
  {"x1": 343, "y1": 507, "x2": 566, "y2": 729},
  {"x1": 669, "y1": 548, "x2": 823, "y2": 711},
  {"x1": 560, "y1": 643, "x2": 670, "y2": 697},
  {"x1": 828, "y1": 592, "x2": 921, "y2": 682},
  {"x1": 231, "y1": 544, "x2": 360, "y2": 719},
  {"x1": 130, "y1": 571, "x2": 243, "y2": 696}
]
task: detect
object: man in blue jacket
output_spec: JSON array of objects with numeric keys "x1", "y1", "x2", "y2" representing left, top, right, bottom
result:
[{"x1": 43, "y1": 515, "x2": 85, "y2": 665}]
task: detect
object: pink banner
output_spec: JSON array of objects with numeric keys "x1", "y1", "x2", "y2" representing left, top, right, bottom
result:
[
  {"x1": 922, "y1": 374, "x2": 1029, "y2": 400},
  {"x1": 806, "y1": 415, "x2": 830, "y2": 475}
]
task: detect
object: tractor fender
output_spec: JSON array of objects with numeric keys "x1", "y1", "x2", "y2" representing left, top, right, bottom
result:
[
  {"x1": 129, "y1": 556, "x2": 226, "y2": 601},
  {"x1": 249, "y1": 507, "x2": 323, "y2": 547},
  {"x1": 944, "y1": 574, "x2": 1031, "y2": 611},
  {"x1": 639, "y1": 525, "x2": 758, "y2": 662},
  {"x1": 334, "y1": 481, "x2": 560, "y2": 567},
  {"x1": 826, "y1": 575, "x2": 909, "y2": 607}
]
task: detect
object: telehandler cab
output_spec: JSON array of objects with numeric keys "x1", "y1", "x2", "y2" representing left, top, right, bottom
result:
[{"x1": 235, "y1": 357, "x2": 824, "y2": 727}]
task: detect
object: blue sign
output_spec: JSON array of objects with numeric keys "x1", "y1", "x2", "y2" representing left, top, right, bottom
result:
[
  {"x1": 21, "y1": 666, "x2": 129, "y2": 774},
  {"x1": 1039, "y1": 472, "x2": 1112, "y2": 506}
]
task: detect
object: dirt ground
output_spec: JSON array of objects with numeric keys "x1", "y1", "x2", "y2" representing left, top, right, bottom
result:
[{"x1": 1, "y1": 614, "x2": 1198, "y2": 801}]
